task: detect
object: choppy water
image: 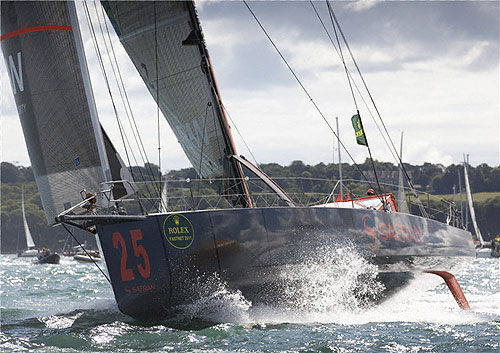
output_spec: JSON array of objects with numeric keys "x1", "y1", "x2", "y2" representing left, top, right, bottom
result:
[{"x1": 1, "y1": 253, "x2": 499, "y2": 352}]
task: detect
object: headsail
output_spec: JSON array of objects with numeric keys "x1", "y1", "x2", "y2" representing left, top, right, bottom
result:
[
  {"x1": 21, "y1": 185, "x2": 36, "y2": 249},
  {"x1": 101, "y1": 0, "x2": 251, "y2": 207},
  {"x1": 1, "y1": 1, "x2": 133, "y2": 224}
]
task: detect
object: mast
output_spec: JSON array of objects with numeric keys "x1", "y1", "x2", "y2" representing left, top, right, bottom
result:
[
  {"x1": 184, "y1": 1, "x2": 252, "y2": 207},
  {"x1": 336, "y1": 117, "x2": 343, "y2": 200},
  {"x1": 458, "y1": 168, "x2": 463, "y2": 225},
  {"x1": 463, "y1": 154, "x2": 484, "y2": 246},
  {"x1": 397, "y1": 131, "x2": 409, "y2": 213}
]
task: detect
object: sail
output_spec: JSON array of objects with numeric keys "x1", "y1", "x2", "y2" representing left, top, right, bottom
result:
[
  {"x1": 1, "y1": 1, "x2": 132, "y2": 224},
  {"x1": 101, "y1": 126, "x2": 136, "y2": 199},
  {"x1": 101, "y1": 1, "x2": 250, "y2": 206},
  {"x1": 21, "y1": 185, "x2": 36, "y2": 249},
  {"x1": 463, "y1": 157, "x2": 484, "y2": 245},
  {"x1": 397, "y1": 132, "x2": 409, "y2": 213}
]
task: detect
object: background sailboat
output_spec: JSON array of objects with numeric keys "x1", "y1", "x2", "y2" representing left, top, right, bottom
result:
[
  {"x1": 17, "y1": 185, "x2": 37, "y2": 257},
  {"x1": 464, "y1": 155, "x2": 497, "y2": 258}
]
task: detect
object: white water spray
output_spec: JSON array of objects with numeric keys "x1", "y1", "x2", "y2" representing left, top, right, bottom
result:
[{"x1": 174, "y1": 243, "x2": 386, "y2": 324}]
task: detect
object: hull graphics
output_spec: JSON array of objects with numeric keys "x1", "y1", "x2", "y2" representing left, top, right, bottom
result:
[{"x1": 95, "y1": 207, "x2": 475, "y2": 318}]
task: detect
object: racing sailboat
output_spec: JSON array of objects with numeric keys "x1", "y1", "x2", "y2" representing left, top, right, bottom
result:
[
  {"x1": 2, "y1": 1, "x2": 475, "y2": 318},
  {"x1": 17, "y1": 185, "x2": 38, "y2": 257},
  {"x1": 463, "y1": 155, "x2": 497, "y2": 258}
]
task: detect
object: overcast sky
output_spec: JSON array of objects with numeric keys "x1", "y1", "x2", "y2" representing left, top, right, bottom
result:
[{"x1": 1, "y1": 0, "x2": 499, "y2": 171}]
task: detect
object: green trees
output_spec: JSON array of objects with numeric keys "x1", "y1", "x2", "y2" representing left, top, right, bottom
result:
[{"x1": 1, "y1": 160, "x2": 499, "y2": 252}]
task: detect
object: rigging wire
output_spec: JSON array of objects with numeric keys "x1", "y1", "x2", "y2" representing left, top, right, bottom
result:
[
  {"x1": 83, "y1": 2, "x2": 131, "y2": 169},
  {"x1": 198, "y1": 103, "x2": 210, "y2": 178},
  {"x1": 325, "y1": 1, "x2": 427, "y2": 216},
  {"x1": 154, "y1": 1, "x2": 163, "y2": 204},
  {"x1": 87, "y1": 2, "x2": 151, "y2": 201},
  {"x1": 211, "y1": 101, "x2": 224, "y2": 170},
  {"x1": 326, "y1": 3, "x2": 357, "y2": 111},
  {"x1": 310, "y1": 0, "x2": 428, "y2": 215},
  {"x1": 97, "y1": 3, "x2": 160, "y2": 187},
  {"x1": 325, "y1": 0, "x2": 385, "y2": 201},
  {"x1": 309, "y1": 0, "x2": 402, "y2": 169},
  {"x1": 61, "y1": 222, "x2": 111, "y2": 284},
  {"x1": 97, "y1": 3, "x2": 165, "y2": 211},
  {"x1": 94, "y1": 6, "x2": 166, "y2": 212},
  {"x1": 242, "y1": 0, "x2": 382, "y2": 197},
  {"x1": 196, "y1": 103, "x2": 210, "y2": 196},
  {"x1": 84, "y1": 1, "x2": 158, "y2": 210},
  {"x1": 220, "y1": 102, "x2": 260, "y2": 167}
]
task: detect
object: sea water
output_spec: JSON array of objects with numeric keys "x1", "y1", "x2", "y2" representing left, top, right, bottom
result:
[{"x1": 1, "y1": 251, "x2": 499, "y2": 352}]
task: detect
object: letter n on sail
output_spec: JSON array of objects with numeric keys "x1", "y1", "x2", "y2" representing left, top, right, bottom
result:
[{"x1": 7, "y1": 52, "x2": 24, "y2": 94}]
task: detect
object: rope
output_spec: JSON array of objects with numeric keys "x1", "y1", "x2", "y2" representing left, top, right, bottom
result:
[
  {"x1": 309, "y1": 0, "x2": 426, "y2": 215},
  {"x1": 61, "y1": 222, "x2": 111, "y2": 284},
  {"x1": 325, "y1": 1, "x2": 385, "y2": 202},
  {"x1": 85, "y1": 1, "x2": 160, "y2": 210},
  {"x1": 97, "y1": 3, "x2": 159, "y2": 189},
  {"x1": 84, "y1": 2, "x2": 132, "y2": 174},
  {"x1": 154, "y1": 1, "x2": 163, "y2": 201},
  {"x1": 325, "y1": 1, "x2": 427, "y2": 216},
  {"x1": 243, "y1": 0, "x2": 382, "y2": 200},
  {"x1": 309, "y1": 0, "x2": 402, "y2": 170},
  {"x1": 198, "y1": 103, "x2": 210, "y2": 178},
  {"x1": 220, "y1": 102, "x2": 260, "y2": 167},
  {"x1": 325, "y1": 1, "x2": 357, "y2": 110}
]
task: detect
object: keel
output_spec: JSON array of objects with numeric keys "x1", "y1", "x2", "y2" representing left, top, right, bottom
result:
[{"x1": 424, "y1": 270, "x2": 470, "y2": 310}]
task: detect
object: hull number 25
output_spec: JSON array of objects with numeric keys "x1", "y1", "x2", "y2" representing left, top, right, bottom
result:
[{"x1": 112, "y1": 229, "x2": 151, "y2": 282}]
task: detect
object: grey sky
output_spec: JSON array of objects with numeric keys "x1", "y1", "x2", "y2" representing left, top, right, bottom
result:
[{"x1": 1, "y1": 0, "x2": 499, "y2": 170}]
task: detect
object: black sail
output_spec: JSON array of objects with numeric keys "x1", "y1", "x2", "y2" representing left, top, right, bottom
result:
[
  {"x1": 101, "y1": 1, "x2": 250, "y2": 207},
  {"x1": 1, "y1": 1, "x2": 132, "y2": 224}
]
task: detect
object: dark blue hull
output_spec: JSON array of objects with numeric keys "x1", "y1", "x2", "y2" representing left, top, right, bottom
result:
[
  {"x1": 94, "y1": 207, "x2": 474, "y2": 319},
  {"x1": 35, "y1": 253, "x2": 60, "y2": 264}
]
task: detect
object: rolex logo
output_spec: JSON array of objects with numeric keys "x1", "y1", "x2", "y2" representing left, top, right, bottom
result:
[{"x1": 163, "y1": 213, "x2": 195, "y2": 250}]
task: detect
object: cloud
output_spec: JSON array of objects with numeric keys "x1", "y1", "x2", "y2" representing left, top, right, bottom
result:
[
  {"x1": 345, "y1": 1, "x2": 379, "y2": 12},
  {"x1": 1, "y1": 0, "x2": 498, "y2": 171}
]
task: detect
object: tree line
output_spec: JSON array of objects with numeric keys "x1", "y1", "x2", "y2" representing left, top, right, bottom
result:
[{"x1": 1, "y1": 160, "x2": 498, "y2": 253}]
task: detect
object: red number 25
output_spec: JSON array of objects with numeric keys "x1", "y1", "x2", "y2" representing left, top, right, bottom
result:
[{"x1": 112, "y1": 229, "x2": 151, "y2": 282}]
